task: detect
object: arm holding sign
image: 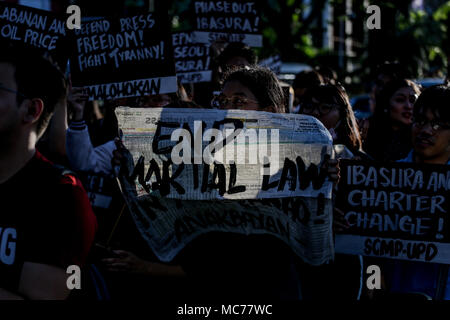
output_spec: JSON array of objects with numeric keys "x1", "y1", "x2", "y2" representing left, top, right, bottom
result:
[
  {"x1": 66, "y1": 88, "x2": 117, "y2": 174},
  {"x1": 324, "y1": 158, "x2": 340, "y2": 185},
  {"x1": 321, "y1": 155, "x2": 348, "y2": 233},
  {"x1": 69, "y1": 87, "x2": 89, "y2": 122}
]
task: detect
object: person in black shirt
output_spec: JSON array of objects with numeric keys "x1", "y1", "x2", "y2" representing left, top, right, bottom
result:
[{"x1": 0, "y1": 47, "x2": 97, "y2": 299}]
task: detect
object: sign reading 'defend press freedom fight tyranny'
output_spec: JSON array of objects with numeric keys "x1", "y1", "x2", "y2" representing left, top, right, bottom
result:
[
  {"x1": 335, "y1": 160, "x2": 450, "y2": 264},
  {"x1": 69, "y1": 6, "x2": 177, "y2": 101}
]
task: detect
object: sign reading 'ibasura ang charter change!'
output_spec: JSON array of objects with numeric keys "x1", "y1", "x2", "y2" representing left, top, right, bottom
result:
[
  {"x1": 69, "y1": 4, "x2": 177, "y2": 101},
  {"x1": 191, "y1": 0, "x2": 262, "y2": 47},
  {"x1": 335, "y1": 160, "x2": 450, "y2": 264},
  {"x1": 115, "y1": 108, "x2": 335, "y2": 265}
]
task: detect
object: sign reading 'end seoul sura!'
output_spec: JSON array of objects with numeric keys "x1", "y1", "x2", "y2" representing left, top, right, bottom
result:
[{"x1": 69, "y1": 4, "x2": 176, "y2": 101}]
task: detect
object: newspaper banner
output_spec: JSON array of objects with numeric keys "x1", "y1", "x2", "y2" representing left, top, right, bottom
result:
[
  {"x1": 116, "y1": 108, "x2": 333, "y2": 200},
  {"x1": 69, "y1": 5, "x2": 177, "y2": 101},
  {"x1": 335, "y1": 160, "x2": 450, "y2": 264},
  {"x1": 173, "y1": 32, "x2": 212, "y2": 84},
  {"x1": 116, "y1": 108, "x2": 334, "y2": 264},
  {"x1": 191, "y1": 0, "x2": 262, "y2": 47}
]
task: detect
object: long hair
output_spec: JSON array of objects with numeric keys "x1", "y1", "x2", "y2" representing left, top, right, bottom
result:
[
  {"x1": 365, "y1": 79, "x2": 421, "y2": 161},
  {"x1": 302, "y1": 84, "x2": 362, "y2": 153},
  {"x1": 372, "y1": 79, "x2": 421, "y2": 125}
]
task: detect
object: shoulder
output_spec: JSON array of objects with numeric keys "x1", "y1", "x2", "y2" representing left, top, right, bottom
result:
[
  {"x1": 34, "y1": 151, "x2": 74, "y2": 182},
  {"x1": 26, "y1": 152, "x2": 97, "y2": 266},
  {"x1": 35, "y1": 150, "x2": 96, "y2": 229}
]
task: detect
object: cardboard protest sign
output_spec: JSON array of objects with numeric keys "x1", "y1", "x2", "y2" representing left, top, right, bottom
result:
[
  {"x1": 0, "y1": 2, "x2": 69, "y2": 67},
  {"x1": 69, "y1": 10, "x2": 177, "y2": 101},
  {"x1": 335, "y1": 160, "x2": 450, "y2": 264},
  {"x1": 172, "y1": 32, "x2": 212, "y2": 83},
  {"x1": 191, "y1": 0, "x2": 262, "y2": 47},
  {"x1": 116, "y1": 108, "x2": 334, "y2": 264}
]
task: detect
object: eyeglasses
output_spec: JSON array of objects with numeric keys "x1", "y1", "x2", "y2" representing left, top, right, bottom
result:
[
  {"x1": 211, "y1": 94, "x2": 259, "y2": 109},
  {"x1": 413, "y1": 117, "x2": 450, "y2": 132},
  {"x1": 0, "y1": 83, "x2": 28, "y2": 99},
  {"x1": 300, "y1": 101, "x2": 340, "y2": 115}
]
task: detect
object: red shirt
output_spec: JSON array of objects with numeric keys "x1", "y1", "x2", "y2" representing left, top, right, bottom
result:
[{"x1": 0, "y1": 151, "x2": 97, "y2": 291}]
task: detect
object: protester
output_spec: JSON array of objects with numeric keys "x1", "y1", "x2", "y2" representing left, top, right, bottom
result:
[
  {"x1": 370, "y1": 62, "x2": 408, "y2": 109},
  {"x1": 297, "y1": 83, "x2": 365, "y2": 300},
  {"x1": 65, "y1": 82, "x2": 191, "y2": 175},
  {"x1": 217, "y1": 41, "x2": 258, "y2": 71},
  {"x1": 193, "y1": 41, "x2": 257, "y2": 107},
  {"x1": 174, "y1": 65, "x2": 301, "y2": 299},
  {"x1": 381, "y1": 84, "x2": 450, "y2": 300},
  {"x1": 314, "y1": 66, "x2": 337, "y2": 85},
  {"x1": 364, "y1": 79, "x2": 421, "y2": 162},
  {"x1": 213, "y1": 65, "x2": 285, "y2": 113},
  {"x1": 292, "y1": 70, "x2": 324, "y2": 113},
  {"x1": 300, "y1": 84, "x2": 365, "y2": 158},
  {"x1": 65, "y1": 88, "x2": 117, "y2": 174},
  {"x1": 0, "y1": 47, "x2": 97, "y2": 299},
  {"x1": 359, "y1": 63, "x2": 409, "y2": 143}
]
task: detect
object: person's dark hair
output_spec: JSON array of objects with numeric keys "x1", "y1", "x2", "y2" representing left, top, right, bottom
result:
[
  {"x1": 373, "y1": 78, "x2": 421, "y2": 124},
  {"x1": 222, "y1": 66, "x2": 285, "y2": 113},
  {"x1": 293, "y1": 70, "x2": 323, "y2": 90},
  {"x1": 313, "y1": 66, "x2": 337, "y2": 85},
  {"x1": 413, "y1": 84, "x2": 450, "y2": 123},
  {"x1": 375, "y1": 61, "x2": 408, "y2": 83},
  {"x1": 302, "y1": 84, "x2": 362, "y2": 153},
  {"x1": 218, "y1": 42, "x2": 257, "y2": 69},
  {"x1": 0, "y1": 46, "x2": 67, "y2": 137}
]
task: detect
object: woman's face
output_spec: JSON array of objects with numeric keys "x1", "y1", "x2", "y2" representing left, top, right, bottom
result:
[
  {"x1": 389, "y1": 86, "x2": 418, "y2": 126},
  {"x1": 214, "y1": 80, "x2": 261, "y2": 111},
  {"x1": 301, "y1": 97, "x2": 341, "y2": 130}
]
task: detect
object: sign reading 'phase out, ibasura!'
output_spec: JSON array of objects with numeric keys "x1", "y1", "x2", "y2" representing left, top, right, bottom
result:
[{"x1": 190, "y1": 0, "x2": 262, "y2": 47}]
